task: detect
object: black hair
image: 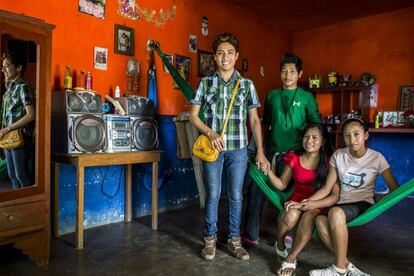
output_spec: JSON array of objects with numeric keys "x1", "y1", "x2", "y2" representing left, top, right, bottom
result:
[
  {"x1": 2, "y1": 50, "x2": 27, "y2": 76},
  {"x1": 212, "y1": 33, "x2": 240, "y2": 54},
  {"x1": 297, "y1": 123, "x2": 333, "y2": 190},
  {"x1": 280, "y1": 52, "x2": 302, "y2": 72},
  {"x1": 341, "y1": 117, "x2": 368, "y2": 133}
]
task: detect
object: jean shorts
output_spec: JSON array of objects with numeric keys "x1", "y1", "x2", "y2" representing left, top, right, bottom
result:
[{"x1": 322, "y1": 201, "x2": 372, "y2": 222}]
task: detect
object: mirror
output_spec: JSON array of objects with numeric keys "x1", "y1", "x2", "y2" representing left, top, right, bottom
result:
[{"x1": 0, "y1": 35, "x2": 37, "y2": 191}]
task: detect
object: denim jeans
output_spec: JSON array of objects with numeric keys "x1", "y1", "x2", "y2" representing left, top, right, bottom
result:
[
  {"x1": 244, "y1": 152, "x2": 287, "y2": 241},
  {"x1": 5, "y1": 145, "x2": 33, "y2": 189},
  {"x1": 203, "y1": 147, "x2": 248, "y2": 238}
]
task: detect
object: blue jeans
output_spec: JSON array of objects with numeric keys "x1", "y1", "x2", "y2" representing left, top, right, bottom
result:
[
  {"x1": 5, "y1": 145, "x2": 33, "y2": 189},
  {"x1": 244, "y1": 152, "x2": 287, "y2": 240},
  {"x1": 203, "y1": 147, "x2": 248, "y2": 238}
]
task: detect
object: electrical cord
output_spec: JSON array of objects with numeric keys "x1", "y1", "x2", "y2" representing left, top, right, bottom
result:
[{"x1": 100, "y1": 165, "x2": 122, "y2": 198}]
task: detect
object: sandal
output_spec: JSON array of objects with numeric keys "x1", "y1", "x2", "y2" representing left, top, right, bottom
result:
[
  {"x1": 274, "y1": 241, "x2": 288, "y2": 261},
  {"x1": 277, "y1": 260, "x2": 297, "y2": 276}
]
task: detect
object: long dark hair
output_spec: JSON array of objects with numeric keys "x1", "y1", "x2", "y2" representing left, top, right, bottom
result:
[{"x1": 297, "y1": 123, "x2": 333, "y2": 190}]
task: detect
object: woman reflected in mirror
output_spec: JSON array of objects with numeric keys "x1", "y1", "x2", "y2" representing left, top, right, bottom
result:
[{"x1": 1, "y1": 51, "x2": 35, "y2": 189}]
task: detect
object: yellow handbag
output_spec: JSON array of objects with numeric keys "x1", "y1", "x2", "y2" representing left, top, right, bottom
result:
[
  {"x1": 192, "y1": 78, "x2": 241, "y2": 162},
  {"x1": 0, "y1": 129, "x2": 25, "y2": 150}
]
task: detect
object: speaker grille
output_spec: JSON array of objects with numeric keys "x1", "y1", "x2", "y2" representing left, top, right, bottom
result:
[
  {"x1": 132, "y1": 118, "x2": 158, "y2": 150},
  {"x1": 73, "y1": 115, "x2": 106, "y2": 152}
]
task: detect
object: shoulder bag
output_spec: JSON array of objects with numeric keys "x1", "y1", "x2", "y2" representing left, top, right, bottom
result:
[{"x1": 192, "y1": 78, "x2": 241, "y2": 162}]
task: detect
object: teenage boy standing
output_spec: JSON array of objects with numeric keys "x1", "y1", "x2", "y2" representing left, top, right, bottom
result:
[
  {"x1": 243, "y1": 53, "x2": 321, "y2": 249},
  {"x1": 190, "y1": 33, "x2": 268, "y2": 261}
]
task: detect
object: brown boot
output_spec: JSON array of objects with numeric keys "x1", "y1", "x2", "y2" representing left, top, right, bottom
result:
[
  {"x1": 228, "y1": 237, "x2": 250, "y2": 260},
  {"x1": 201, "y1": 236, "x2": 217, "y2": 260}
]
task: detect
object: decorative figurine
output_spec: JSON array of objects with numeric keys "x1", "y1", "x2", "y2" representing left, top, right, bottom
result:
[
  {"x1": 338, "y1": 73, "x2": 352, "y2": 86},
  {"x1": 327, "y1": 72, "x2": 338, "y2": 88},
  {"x1": 309, "y1": 73, "x2": 322, "y2": 88},
  {"x1": 361, "y1": 72, "x2": 376, "y2": 86}
]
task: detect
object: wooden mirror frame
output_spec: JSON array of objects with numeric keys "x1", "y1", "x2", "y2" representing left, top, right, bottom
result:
[
  {"x1": 0, "y1": 10, "x2": 54, "y2": 265},
  {"x1": 0, "y1": 11, "x2": 54, "y2": 201}
]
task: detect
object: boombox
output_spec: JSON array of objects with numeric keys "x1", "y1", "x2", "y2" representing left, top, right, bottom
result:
[
  {"x1": 52, "y1": 90, "x2": 106, "y2": 153},
  {"x1": 116, "y1": 96, "x2": 155, "y2": 116},
  {"x1": 104, "y1": 114, "x2": 131, "y2": 152}
]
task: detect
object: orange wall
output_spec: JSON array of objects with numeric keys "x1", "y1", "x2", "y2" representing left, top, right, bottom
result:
[
  {"x1": 292, "y1": 7, "x2": 414, "y2": 121},
  {"x1": 0, "y1": 0, "x2": 289, "y2": 115}
]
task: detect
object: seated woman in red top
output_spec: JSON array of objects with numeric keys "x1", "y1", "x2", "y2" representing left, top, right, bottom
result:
[{"x1": 260, "y1": 124, "x2": 339, "y2": 276}]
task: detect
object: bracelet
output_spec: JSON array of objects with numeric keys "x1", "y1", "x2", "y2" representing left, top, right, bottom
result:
[{"x1": 206, "y1": 131, "x2": 211, "y2": 137}]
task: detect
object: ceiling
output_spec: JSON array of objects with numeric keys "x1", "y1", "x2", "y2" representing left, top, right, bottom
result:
[{"x1": 229, "y1": 0, "x2": 414, "y2": 32}]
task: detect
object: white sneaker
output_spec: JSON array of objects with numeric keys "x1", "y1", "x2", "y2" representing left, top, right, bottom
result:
[
  {"x1": 347, "y1": 263, "x2": 370, "y2": 276},
  {"x1": 309, "y1": 265, "x2": 347, "y2": 276}
]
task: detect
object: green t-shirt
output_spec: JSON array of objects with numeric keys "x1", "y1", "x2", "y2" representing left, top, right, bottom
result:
[{"x1": 263, "y1": 87, "x2": 321, "y2": 154}]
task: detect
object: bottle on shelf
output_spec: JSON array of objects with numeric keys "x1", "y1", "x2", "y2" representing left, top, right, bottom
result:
[
  {"x1": 85, "y1": 71, "x2": 92, "y2": 90},
  {"x1": 375, "y1": 112, "x2": 380, "y2": 128},
  {"x1": 63, "y1": 65, "x2": 72, "y2": 90},
  {"x1": 78, "y1": 70, "x2": 85, "y2": 89},
  {"x1": 115, "y1": 86, "x2": 121, "y2": 98}
]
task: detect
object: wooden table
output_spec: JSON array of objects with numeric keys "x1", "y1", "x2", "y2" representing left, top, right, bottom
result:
[{"x1": 52, "y1": 151, "x2": 161, "y2": 250}]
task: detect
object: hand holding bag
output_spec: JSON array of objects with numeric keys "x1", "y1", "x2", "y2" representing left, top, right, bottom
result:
[
  {"x1": 192, "y1": 78, "x2": 241, "y2": 162},
  {"x1": 0, "y1": 129, "x2": 24, "y2": 150},
  {"x1": 0, "y1": 93, "x2": 25, "y2": 150}
]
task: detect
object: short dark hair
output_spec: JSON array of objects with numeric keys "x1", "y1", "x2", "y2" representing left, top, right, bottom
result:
[
  {"x1": 212, "y1": 33, "x2": 240, "y2": 53},
  {"x1": 280, "y1": 52, "x2": 302, "y2": 72},
  {"x1": 341, "y1": 117, "x2": 368, "y2": 132},
  {"x1": 2, "y1": 50, "x2": 27, "y2": 76}
]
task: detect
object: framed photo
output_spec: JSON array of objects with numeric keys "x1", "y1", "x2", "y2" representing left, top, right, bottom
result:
[
  {"x1": 94, "y1": 46, "x2": 108, "y2": 70},
  {"x1": 242, "y1": 58, "x2": 248, "y2": 72},
  {"x1": 189, "y1": 34, "x2": 197, "y2": 53},
  {"x1": 114, "y1": 24, "x2": 134, "y2": 56},
  {"x1": 398, "y1": 85, "x2": 414, "y2": 111},
  {"x1": 173, "y1": 55, "x2": 191, "y2": 89},
  {"x1": 197, "y1": 50, "x2": 216, "y2": 77}
]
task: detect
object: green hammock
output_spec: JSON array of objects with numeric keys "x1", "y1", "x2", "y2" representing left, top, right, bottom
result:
[
  {"x1": 249, "y1": 160, "x2": 414, "y2": 227},
  {"x1": 156, "y1": 48, "x2": 414, "y2": 227}
]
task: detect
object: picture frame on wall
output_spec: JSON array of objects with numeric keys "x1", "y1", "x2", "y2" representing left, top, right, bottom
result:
[
  {"x1": 174, "y1": 55, "x2": 191, "y2": 89},
  {"x1": 114, "y1": 24, "x2": 134, "y2": 56},
  {"x1": 197, "y1": 50, "x2": 216, "y2": 77},
  {"x1": 242, "y1": 58, "x2": 248, "y2": 72},
  {"x1": 398, "y1": 84, "x2": 414, "y2": 111}
]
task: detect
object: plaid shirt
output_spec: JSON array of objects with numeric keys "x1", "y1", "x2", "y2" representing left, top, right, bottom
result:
[
  {"x1": 191, "y1": 70, "x2": 260, "y2": 150},
  {"x1": 2, "y1": 77, "x2": 35, "y2": 136}
]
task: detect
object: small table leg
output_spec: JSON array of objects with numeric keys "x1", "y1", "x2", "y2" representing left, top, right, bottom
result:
[
  {"x1": 151, "y1": 161, "x2": 158, "y2": 230},
  {"x1": 76, "y1": 165, "x2": 85, "y2": 250}
]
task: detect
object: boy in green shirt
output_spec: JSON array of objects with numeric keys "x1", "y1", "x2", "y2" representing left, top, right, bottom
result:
[{"x1": 243, "y1": 52, "x2": 321, "y2": 247}]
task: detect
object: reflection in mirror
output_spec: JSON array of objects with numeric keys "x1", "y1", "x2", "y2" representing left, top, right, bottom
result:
[{"x1": 0, "y1": 36, "x2": 36, "y2": 192}]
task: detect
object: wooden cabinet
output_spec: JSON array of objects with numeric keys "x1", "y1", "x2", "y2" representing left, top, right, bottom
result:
[
  {"x1": 309, "y1": 86, "x2": 371, "y2": 149},
  {"x1": 310, "y1": 86, "x2": 371, "y2": 122},
  {"x1": 0, "y1": 11, "x2": 54, "y2": 265}
]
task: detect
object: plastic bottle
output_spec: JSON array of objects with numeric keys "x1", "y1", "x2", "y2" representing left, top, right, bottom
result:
[
  {"x1": 63, "y1": 65, "x2": 72, "y2": 90},
  {"x1": 375, "y1": 112, "x2": 380, "y2": 128},
  {"x1": 115, "y1": 86, "x2": 121, "y2": 98},
  {"x1": 85, "y1": 71, "x2": 92, "y2": 90},
  {"x1": 78, "y1": 70, "x2": 85, "y2": 89}
]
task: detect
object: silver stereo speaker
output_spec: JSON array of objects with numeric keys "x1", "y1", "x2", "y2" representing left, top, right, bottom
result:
[
  {"x1": 130, "y1": 116, "x2": 158, "y2": 151},
  {"x1": 67, "y1": 113, "x2": 106, "y2": 153},
  {"x1": 116, "y1": 96, "x2": 155, "y2": 116},
  {"x1": 66, "y1": 90, "x2": 102, "y2": 113},
  {"x1": 104, "y1": 115, "x2": 131, "y2": 152},
  {"x1": 51, "y1": 90, "x2": 106, "y2": 153}
]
